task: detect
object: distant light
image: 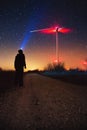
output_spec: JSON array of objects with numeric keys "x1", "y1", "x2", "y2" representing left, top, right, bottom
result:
[
  {"x1": 83, "y1": 61, "x2": 87, "y2": 65},
  {"x1": 54, "y1": 59, "x2": 58, "y2": 63}
]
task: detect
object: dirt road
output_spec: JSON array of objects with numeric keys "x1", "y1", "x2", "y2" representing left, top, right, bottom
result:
[{"x1": 0, "y1": 73, "x2": 87, "y2": 129}]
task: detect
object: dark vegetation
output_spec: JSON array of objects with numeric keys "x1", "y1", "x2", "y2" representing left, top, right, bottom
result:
[
  {"x1": 47, "y1": 74, "x2": 87, "y2": 86},
  {"x1": 0, "y1": 62, "x2": 87, "y2": 94},
  {"x1": 41, "y1": 63, "x2": 87, "y2": 86},
  {"x1": 44, "y1": 62, "x2": 66, "y2": 72},
  {"x1": 27, "y1": 63, "x2": 87, "y2": 86},
  {"x1": 0, "y1": 70, "x2": 15, "y2": 93}
]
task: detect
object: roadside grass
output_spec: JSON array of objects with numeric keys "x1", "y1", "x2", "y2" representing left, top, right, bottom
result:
[{"x1": 0, "y1": 71, "x2": 15, "y2": 93}]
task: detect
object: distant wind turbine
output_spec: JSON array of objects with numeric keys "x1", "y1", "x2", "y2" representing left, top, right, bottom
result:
[{"x1": 30, "y1": 26, "x2": 71, "y2": 64}]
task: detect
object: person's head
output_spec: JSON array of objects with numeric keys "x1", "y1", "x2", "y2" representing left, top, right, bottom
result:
[{"x1": 18, "y1": 49, "x2": 23, "y2": 54}]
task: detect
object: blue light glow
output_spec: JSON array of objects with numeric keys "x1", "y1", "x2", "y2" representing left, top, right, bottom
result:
[
  {"x1": 20, "y1": 32, "x2": 31, "y2": 50},
  {"x1": 20, "y1": 19, "x2": 35, "y2": 50},
  {"x1": 20, "y1": 6, "x2": 45, "y2": 49},
  {"x1": 20, "y1": 17, "x2": 39, "y2": 49}
]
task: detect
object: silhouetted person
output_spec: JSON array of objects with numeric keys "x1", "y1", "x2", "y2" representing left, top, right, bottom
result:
[{"x1": 14, "y1": 49, "x2": 26, "y2": 86}]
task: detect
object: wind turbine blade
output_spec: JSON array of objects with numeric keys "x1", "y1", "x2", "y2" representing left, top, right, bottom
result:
[
  {"x1": 59, "y1": 28, "x2": 72, "y2": 33},
  {"x1": 30, "y1": 26, "x2": 72, "y2": 34},
  {"x1": 30, "y1": 27, "x2": 54, "y2": 33}
]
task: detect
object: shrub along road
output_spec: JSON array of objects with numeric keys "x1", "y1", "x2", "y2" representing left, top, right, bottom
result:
[{"x1": 0, "y1": 73, "x2": 87, "y2": 129}]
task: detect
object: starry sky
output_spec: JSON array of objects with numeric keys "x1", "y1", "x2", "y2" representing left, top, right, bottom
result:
[{"x1": 0, "y1": 0, "x2": 87, "y2": 70}]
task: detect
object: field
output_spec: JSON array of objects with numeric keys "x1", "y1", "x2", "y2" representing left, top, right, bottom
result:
[
  {"x1": 48, "y1": 74, "x2": 87, "y2": 86},
  {"x1": 41, "y1": 71, "x2": 87, "y2": 86}
]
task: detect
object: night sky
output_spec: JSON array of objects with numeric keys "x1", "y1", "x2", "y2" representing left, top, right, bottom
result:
[{"x1": 0, "y1": 0, "x2": 87, "y2": 70}]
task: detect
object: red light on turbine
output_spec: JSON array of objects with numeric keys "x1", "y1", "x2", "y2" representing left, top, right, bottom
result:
[
  {"x1": 58, "y1": 28, "x2": 71, "y2": 33},
  {"x1": 41, "y1": 27, "x2": 56, "y2": 34},
  {"x1": 41, "y1": 27, "x2": 72, "y2": 34}
]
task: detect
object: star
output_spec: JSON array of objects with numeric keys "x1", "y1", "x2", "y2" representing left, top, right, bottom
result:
[{"x1": 18, "y1": 12, "x2": 23, "y2": 16}]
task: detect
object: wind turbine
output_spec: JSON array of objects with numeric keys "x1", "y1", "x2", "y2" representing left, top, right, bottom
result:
[{"x1": 30, "y1": 26, "x2": 71, "y2": 64}]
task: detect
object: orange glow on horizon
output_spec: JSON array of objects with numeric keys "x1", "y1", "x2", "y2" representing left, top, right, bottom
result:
[{"x1": 0, "y1": 40, "x2": 86, "y2": 71}]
